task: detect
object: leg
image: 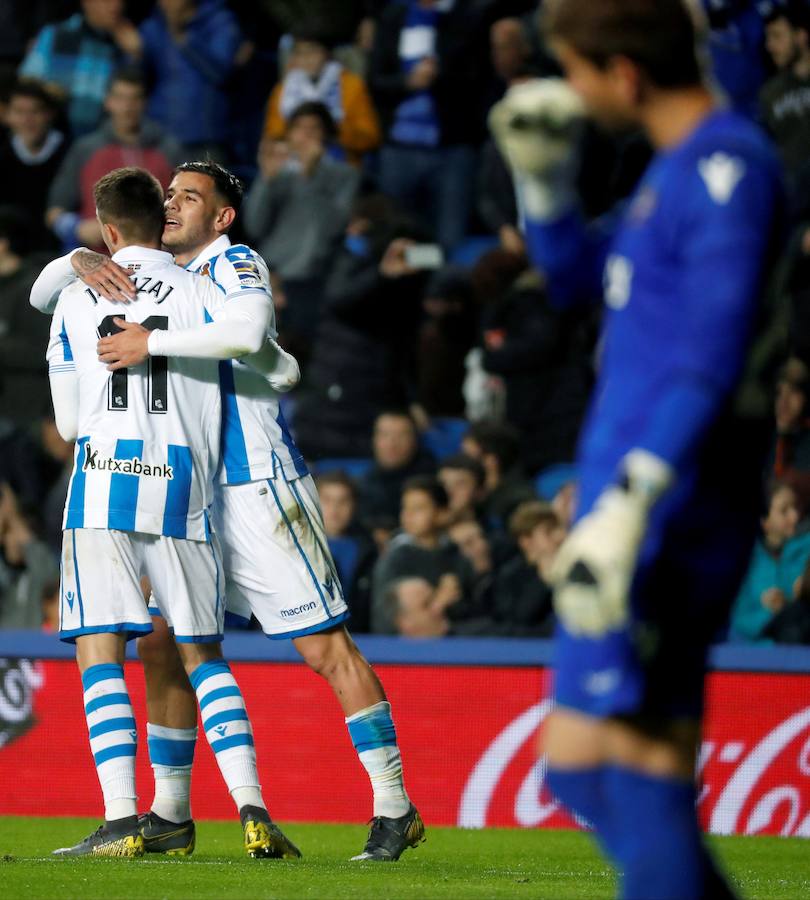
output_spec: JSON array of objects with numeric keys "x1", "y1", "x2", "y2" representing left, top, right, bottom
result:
[
  {"x1": 55, "y1": 528, "x2": 149, "y2": 857},
  {"x1": 137, "y1": 614, "x2": 198, "y2": 836},
  {"x1": 175, "y1": 641, "x2": 301, "y2": 859},
  {"x1": 295, "y1": 626, "x2": 424, "y2": 860}
]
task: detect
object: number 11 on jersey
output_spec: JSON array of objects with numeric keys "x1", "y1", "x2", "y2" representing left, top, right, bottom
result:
[{"x1": 98, "y1": 315, "x2": 169, "y2": 414}]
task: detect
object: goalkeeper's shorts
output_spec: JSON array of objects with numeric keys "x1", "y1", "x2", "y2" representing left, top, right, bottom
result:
[{"x1": 553, "y1": 502, "x2": 757, "y2": 720}]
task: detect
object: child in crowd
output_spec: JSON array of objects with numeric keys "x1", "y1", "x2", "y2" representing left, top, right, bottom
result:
[{"x1": 730, "y1": 480, "x2": 810, "y2": 642}]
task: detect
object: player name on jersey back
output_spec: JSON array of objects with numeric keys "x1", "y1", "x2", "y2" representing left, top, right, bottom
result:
[{"x1": 48, "y1": 247, "x2": 226, "y2": 541}]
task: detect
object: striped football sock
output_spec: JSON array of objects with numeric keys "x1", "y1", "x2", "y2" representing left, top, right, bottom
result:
[
  {"x1": 189, "y1": 659, "x2": 264, "y2": 812},
  {"x1": 82, "y1": 663, "x2": 138, "y2": 821},
  {"x1": 346, "y1": 701, "x2": 410, "y2": 819},
  {"x1": 147, "y1": 723, "x2": 197, "y2": 823}
]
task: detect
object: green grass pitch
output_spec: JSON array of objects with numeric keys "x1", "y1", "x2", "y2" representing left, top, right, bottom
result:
[{"x1": 0, "y1": 817, "x2": 807, "y2": 899}]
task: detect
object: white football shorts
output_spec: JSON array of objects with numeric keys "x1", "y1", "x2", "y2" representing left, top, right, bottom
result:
[
  {"x1": 59, "y1": 527, "x2": 225, "y2": 643},
  {"x1": 212, "y1": 474, "x2": 349, "y2": 638}
]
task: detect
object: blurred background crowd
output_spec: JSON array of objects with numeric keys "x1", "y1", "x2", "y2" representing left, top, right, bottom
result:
[{"x1": 3, "y1": 0, "x2": 810, "y2": 645}]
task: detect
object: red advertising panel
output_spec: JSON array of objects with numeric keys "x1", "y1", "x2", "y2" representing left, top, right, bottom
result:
[{"x1": 0, "y1": 660, "x2": 807, "y2": 837}]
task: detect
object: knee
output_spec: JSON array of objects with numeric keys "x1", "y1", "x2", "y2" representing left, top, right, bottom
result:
[
  {"x1": 298, "y1": 636, "x2": 357, "y2": 680},
  {"x1": 137, "y1": 623, "x2": 181, "y2": 672}
]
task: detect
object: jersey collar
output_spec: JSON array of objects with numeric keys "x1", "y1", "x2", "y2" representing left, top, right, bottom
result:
[
  {"x1": 112, "y1": 246, "x2": 175, "y2": 267},
  {"x1": 182, "y1": 235, "x2": 232, "y2": 272}
]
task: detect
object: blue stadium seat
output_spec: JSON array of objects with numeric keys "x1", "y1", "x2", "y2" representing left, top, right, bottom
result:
[
  {"x1": 309, "y1": 457, "x2": 375, "y2": 478},
  {"x1": 421, "y1": 417, "x2": 470, "y2": 461},
  {"x1": 534, "y1": 463, "x2": 578, "y2": 500},
  {"x1": 449, "y1": 235, "x2": 499, "y2": 267}
]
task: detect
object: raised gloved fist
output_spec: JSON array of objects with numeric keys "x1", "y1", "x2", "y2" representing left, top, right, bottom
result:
[
  {"x1": 551, "y1": 450, "x2": 674, "y2": 638},
  {"x1": 488, "y1": 77, "x2": 586, "y2": 177}
]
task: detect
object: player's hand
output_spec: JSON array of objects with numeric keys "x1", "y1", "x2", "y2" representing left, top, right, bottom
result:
[
  {"x1": 551, "y1": 450, "x2": 673, "y2": 638},
  {"x1": 72, "y1": 249, "x2": 136, "y2": 303},
  {"x1": 488, "y1": 78, "x2": 586, "y2": 220},
  {"x1": 97, "y1": 318, "x2": 150, "y2": 370}
]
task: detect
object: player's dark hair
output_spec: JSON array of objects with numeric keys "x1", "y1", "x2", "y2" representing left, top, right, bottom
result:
[
  {"x1": 109, "y1": 67, "x2": 146, "y2": 93},
  {"x1": 402, "y1": 476, "x2": 449, "y2": 510},
  {"x1": 316, "y1": 470, "x2": 358, "y2": 500},
  {"x1": 288, "y1": 100, "x2": 338, "y2": 141},
  {"x1": 509, "y1": 500, "x2": 559, "y2": 539},
  {"x1": 173, "y1": 160, "x2": 244, "y2": 212},
  {"x1": 8, "y1": 77, "x2": 59, "y2": 112},
  {"x1": 93, "y1": 167, "x2": 165, "y2": 244},
  {"x1": 465, "y1": 421, "x2": 522, "y2": 474},
  {"x1": 543, "y1": 0, "x2": 704, "y2": 88},
  {"x1": 765, "y1": 0, "x2": 810, "y2": 32},
  {"x1": 438, "y1": 453, "x2": 486, "y2": 488}
]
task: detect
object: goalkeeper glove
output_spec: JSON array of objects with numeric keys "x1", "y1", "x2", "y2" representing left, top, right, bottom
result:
[
  {"x1": 488, "y1": 78, "x2": 586, "y2": 221},
  {"x1": 551, "y1": 450, "x2": 674, "y2": 638}
]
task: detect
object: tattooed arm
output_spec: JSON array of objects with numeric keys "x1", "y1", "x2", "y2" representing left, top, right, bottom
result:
[{"x1": 29, "y1": 249, "x2": 136, "y2": 314}]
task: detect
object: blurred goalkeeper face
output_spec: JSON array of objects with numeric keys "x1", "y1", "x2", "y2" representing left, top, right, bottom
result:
[
  {"x1": 551, "y1": 41, "x2": 639, "y2": 128},
  {"x1": 162, "y1": 171, "x2": 235, "y2": 260}
]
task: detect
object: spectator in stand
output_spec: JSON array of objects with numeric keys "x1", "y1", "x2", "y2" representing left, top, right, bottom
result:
[
  {"x1": 760, "y1": 2, "x2": 810, "y2": 195},
  {"x1": 371, "y1": 476, "x2": 473, "y2": 632},
  {"x1": 355, "y1": 410, "x2": 436, "y2": 529},
  {"x1": 263, "y1": 29, "x2": 381, "y2": 167},
  {"x1": 477, "y1": 252, "x2": 591, "y2": 475},
  {"x1": 318, "y1": 470, "x2": 377, "y2": 633},
  {"x1": 0, "y1": 80, "x2": 66, "y2": 251},
  {"x1": 729, "y1": 480, "x2": 810, "y2": 643},
  {"x1": 461, "y1": 420, "x2": 536, "y2": 531},
  {"x1": 46, "y1": 69, "x2": 181, "y2": 252},
  {"x1": 771, "y1": 357, "x2": 810, "y2": 511},
  {"x1": 764, "y1": 553, "x2": 810, "y2": 643},
  {"x1": 0, "y1": 209, "x2": 53, "y2": 423},
  {"x1": 244, "y1": 101, "x2": 359, "y2": 346},
  {"x1": 293, "y1": 196, "x2": 429, "y2": 459},
  {"x1": 19, "y1": 0, "x2": 139, "y2": 136},
  {"x1": 368, "y1": 0, "x2": 491, "y2": 251},
  {"x1": 0, "y1": 482, "x2": 59, "y2": 629},
  {"x1": 477, "y1": 17, "x2": 539, "y2": 256},
  {"x1": 437, "y1": 453, "x2": 486, "y2": 523},
  {"x1": 485, "y1": 500, "x2": 562, "y2": 637},
  {"x1": 385, "y1": 576, "x2": 450, "y2": 638},
  {"x1": 136, "y1": 0, "x2": 243, "y2": 159},
  {"x1": 416, "y1": 266, "x2": 477, "y2": 419}
]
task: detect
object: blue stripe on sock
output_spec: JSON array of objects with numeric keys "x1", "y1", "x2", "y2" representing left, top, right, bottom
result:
[
  {"x1": 189, "y1": 658, "x2": 231, "y2": 691},
  {"x1": 347, "y1": 708, "x2": 397, "y2": 753},
  {"x1": 202, "y1": 709, "x2": 249, "y2": 733},
  {"x1": 89, "y1": 716, "x2": 136, "y2": 739},
  {"x1": 198, "y1": 685, "x2": 242, "y2": 711},
  {"x1": 147, "y1": 736, "x2": 196, "y2": 767},
  {"x1": 85, "y1": 692, "x2": 132, "y2": 715},
  {"x1": 94, "y1": 744, "x2": 137, "y2": 766},
  {"x1": 82, "y1": 663, "x2": 124, "y2": 691},
  {"x1": 210, "y1": 733, "x2": 254, "y2": 754}
]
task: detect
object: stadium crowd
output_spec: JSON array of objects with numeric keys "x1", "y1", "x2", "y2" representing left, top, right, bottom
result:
[{"x1": 2, "y1": 0, "x2": 810, "y2": 645}]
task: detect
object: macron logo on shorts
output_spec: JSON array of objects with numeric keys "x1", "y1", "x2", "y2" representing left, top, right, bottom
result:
[
  {"x1": 82, "y1": 442, "x2": 174, "y2": 479},
  {"x1": 280, "y1": 601, "x2": 318, "y2": 619}
]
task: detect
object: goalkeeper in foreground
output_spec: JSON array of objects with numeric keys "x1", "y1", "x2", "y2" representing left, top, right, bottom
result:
[{"x1": 490, "y1": 1, "x2": 782, "y2": 897}]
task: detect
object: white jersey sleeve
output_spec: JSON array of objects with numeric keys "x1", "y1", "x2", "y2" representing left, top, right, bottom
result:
[
  {"x1": 31, "y1": 249, "x2": 82, "y2": 314},
  {"x1": 46, "y1": 294, "x2": 80, "y2": 440},
  {"x1": 146, "y1": 290, "x2": 271, "y2": 359}
]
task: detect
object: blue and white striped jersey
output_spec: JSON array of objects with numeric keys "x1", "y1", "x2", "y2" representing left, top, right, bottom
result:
[
  {"x1": 186, "y1": 235, "x2": 309, "y2": 484},
  {"x1": 47, "y1": 246, "x2": 225, "y2": 541}
]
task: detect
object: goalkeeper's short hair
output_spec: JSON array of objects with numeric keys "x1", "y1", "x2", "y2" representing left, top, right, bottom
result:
[{"x1": 542, "y1": 0, "x2": 704, "y2": 88}]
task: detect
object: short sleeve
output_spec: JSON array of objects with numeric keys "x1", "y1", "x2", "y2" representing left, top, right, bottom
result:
[
  {"x1": 46, "y1": 298, "x2": 76, "y2": 375},
  {"x1": 211, "y1": 244, "x2": 272, "y2": 299}
]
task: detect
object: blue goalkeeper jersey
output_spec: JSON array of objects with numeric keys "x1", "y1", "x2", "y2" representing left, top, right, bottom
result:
[{"x1": 526, "y1": 109, "x2": 783, "y2": 523}]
